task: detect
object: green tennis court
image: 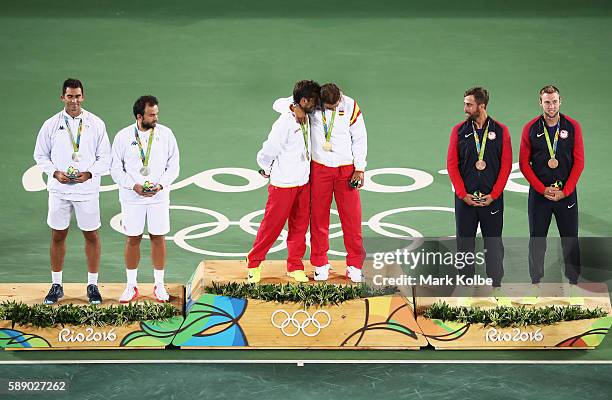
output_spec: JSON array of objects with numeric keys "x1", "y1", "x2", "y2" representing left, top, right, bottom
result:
[{"x1": 1, "y1": 0, "x2": 611, "y2": 398}]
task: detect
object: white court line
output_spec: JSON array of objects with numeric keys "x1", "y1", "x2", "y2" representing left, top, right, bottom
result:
[{"x1": 0, "y1": 359, "x2": 611, "y2": 365}]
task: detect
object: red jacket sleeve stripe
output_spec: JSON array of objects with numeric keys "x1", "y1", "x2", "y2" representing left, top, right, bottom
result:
[
  {"x1": 519, "y1": 116, "x2": 546, "y2": 195},
  {"x1": 447, "y1": 123, "x2": 467, "y2": 199},
  {"x1": 562, "y1": 115, "x2": 585, "y2": 196},
  {"x1": 491, "y1": 123, "x2": 513, "y2": 200}
]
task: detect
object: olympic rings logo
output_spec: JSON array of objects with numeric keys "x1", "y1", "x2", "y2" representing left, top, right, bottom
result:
[
  {"x1": 270, "y1": 309, "x2": 332, "y2": 337},
  {"x1": 109, "y1": 205, "x2": 479, "y2": 257}
]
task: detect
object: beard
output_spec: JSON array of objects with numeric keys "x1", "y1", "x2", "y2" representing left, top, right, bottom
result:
[
  {"x1": 545, "y1": 110, "x2": 559, "y2": 119},
  {"x1": 141, "y1": 120, "x2": 156, "y2": 130},
  {"x1": 466, "y1": 111, "x2": 480, "y2": 121}
]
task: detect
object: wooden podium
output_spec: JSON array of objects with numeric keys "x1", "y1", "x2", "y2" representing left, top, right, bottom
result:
[
  {"x1": 0, "y1": 283, "x2": 184, "y2": 350},
  {"x1": 414, "y1": 284, "x2": 612, "y2": 349},
  {"x1": 175, "y1": 260, "x2": 427, "y2": 349},
  {"x1": 2, "y1": 263, "x2": 610, "y2": 351}
]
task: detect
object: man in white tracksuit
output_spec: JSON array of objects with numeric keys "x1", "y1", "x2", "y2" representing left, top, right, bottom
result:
[
  {"x1": 111, "y1": 95, "x2": 180, "y2": 303},
  {"x1": 273, "y1": 83, "x2": 368, "y2": 283},
  {"x1": 247, "y1": 80, "x2": 320, "y2": 283},
  {"x1": 33, "y1": 78, "x2": 111, "y2": 304}
]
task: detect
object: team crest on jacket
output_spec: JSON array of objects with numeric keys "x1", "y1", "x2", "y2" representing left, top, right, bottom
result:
[
  {"x1": 339, "y1": 108, "x2": 345, "y2": 116},
  {"x1": 560, "y1": 130, "x2": 569, "y2": 139},
  {"x1": 488, "y1": 131, "x2": 496, "y2": 140}
]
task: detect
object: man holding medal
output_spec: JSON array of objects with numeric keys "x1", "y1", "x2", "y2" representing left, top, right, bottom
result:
[
  {"x1": 111, "y1": 96, "x2": 180, "y2": 303},
  {"x1": 519, "y1": 85, "x2": 584, "y2": 304},
  {"x1": 446, "y1": 87, "x2": 513, "y2": 300},
  {"x1": 33, "y1": 78, "x2": 111, "y2": 304},
  {"x1": 273, "y1": 83, "x2": 368, "y2": 283},
  {"x1": 247, "y1": 80, "x2": 320, "y2": 283}
]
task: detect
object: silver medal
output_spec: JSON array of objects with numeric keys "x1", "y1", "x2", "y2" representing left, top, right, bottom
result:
[
  {"x1": 72, "y1": 152, "x2": 81, "y2": 162},
  {"x1": 140, "y1": 166, "x2": 150, "y2": 176}
]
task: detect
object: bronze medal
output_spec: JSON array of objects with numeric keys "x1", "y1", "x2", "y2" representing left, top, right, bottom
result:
[
  {"x1": 475, "y1": 160, "x2": 487, "y2": 170},
  {"x1": 548, "y1": 158, "x2": 559, "y2": 169}
]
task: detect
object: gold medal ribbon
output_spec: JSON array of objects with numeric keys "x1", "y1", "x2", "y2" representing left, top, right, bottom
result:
[
  {"x1": 542, "y1": 120, "x2": 560, "y2": 160},
  {"x1": 64, "y1": 116, "x2": 83, "y2": 154},
  {"x1": 321, "y1": 108, "x2": 336, "y2": 145},
  {"x1": 300, "y1": 121, "x2": 309, "y2": 160},
  {"x1": 134, "y1": 126, "x2": 155, "y2": 168},
  {"x1": 471, "y1": 120, "x2": 489, "y2": 162}
]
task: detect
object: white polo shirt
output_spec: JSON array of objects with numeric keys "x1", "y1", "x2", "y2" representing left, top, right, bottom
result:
[
  {"x1": 33, "y1": 109, "x2": 111, "y2": 201},
  {"x1": 272, "y1": 94, "x2": 368, "y2": 171},
  {"x1": 110, "y1": 122, "x2": 180, "y2": 204},
  {"x1": 257, "y1": 113, "x2": 311, "y2": 187}
]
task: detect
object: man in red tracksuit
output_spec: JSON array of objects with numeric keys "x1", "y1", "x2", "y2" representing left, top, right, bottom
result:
[
  {"x1": 447, "y1": 87, "x2": 512, "y2": 299},
  {"x1": 519, "y1": 85, "x2": 584, "y2": 304},
  {"x1": 247, "y1": 80, "x2": 320, "y2": 283},
  {"x1": 275, "y1": 83, "x2": 368, "y2": 282}
]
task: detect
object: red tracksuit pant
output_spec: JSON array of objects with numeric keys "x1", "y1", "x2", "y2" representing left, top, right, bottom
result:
[
  {"x1": 247, "y1": 183, "x2": 310, "y2": 272},
  {"x1": 310, "y1": 162, "x2": 365, "y2": 269}
]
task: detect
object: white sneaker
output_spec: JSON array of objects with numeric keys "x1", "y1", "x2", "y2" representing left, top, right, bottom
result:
[
  {"x1": 119, "y1": 285, "x2": 139, "y2": 303},
  {"x1": 154, "y1": 285, "x2": 170, "y2": 302},
  {"x1": 345, "y1": 266, "x2": 363, "y2": 283},
  {"x1": 314, "y1": 264, "x2": 331, "y2": 281}
]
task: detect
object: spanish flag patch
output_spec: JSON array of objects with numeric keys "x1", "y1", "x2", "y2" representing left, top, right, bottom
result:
[{"x1": 349, "y1": 101, "x2": 361, "y2": 126}]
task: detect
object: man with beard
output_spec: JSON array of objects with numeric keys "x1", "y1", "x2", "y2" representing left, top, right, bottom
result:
[
  {"x1": 247, "y1": 80, "x2": 320, "y2": 283},
  {"x1": 519, "y1": 85, "x2": 584, "y2": 305},
  {"x1": 446, "y1": 87, "x2": 512, "y2": 305},
  {"x1": 273, "y1": 83, "x2": 368, "y2": 283},
  {"x1": 34, "y1": 78, "x2": 111, "y2": 305},
  {"x1": 111, "y1": 96, "x2": 180, "y2": 302}
]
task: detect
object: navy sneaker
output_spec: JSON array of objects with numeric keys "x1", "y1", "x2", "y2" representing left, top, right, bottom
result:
[
  {"x1": 43, "y1": 284, "x2": 64, "y2": 305},
  {"x1": 87, "y1": 284, "x2": 103, "y2": 305}
]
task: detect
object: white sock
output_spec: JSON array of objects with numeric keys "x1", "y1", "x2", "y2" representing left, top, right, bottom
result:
[
  {"x1": 51, "y1": 271, "x2": 62, "y2": 285},
  {"x1": 154, "y1": 269, "x2": 165, "y2": 286},
  {"x1": 88, "y1": 272, "x2": 98, "y2": 286},
  {"x1": 126, "y1": 268, "x2": 138, "y2": 287}
]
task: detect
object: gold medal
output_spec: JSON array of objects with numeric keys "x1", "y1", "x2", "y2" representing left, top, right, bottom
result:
[
  {"x1": 548, "y1": 158, "x2": 559, "y2": 169},
  {"x1": 323, "y1": 142, "x2": 332, "y2": 152},
  {"x1": 475, "y1": 160, "x2": 487, "y2": 170}
]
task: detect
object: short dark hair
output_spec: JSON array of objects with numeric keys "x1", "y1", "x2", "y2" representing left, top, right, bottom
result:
[
  {"x1": 464, "y1": 87, "x2": 489, "y2": 108},
  {"x1": 292, "y1": 80, "x2": 320, "y2": 105},
  {"x1": 133, "y1": 95, "x2": 159, "y2": 118},
  {"x1": 540, "y1": 85, "x2": 560, "y2": 97},
  {"x1": 62, "y1": 78, "x2": 84, "y2": 95},
  {"x1": 320, "y1": 83, "x2": 341, "y2": 105}
]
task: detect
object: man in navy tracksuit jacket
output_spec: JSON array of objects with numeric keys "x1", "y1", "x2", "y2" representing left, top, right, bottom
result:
[
  {"x1": 447, "y1": 87, "x2": 513, "y2": 289},
  {"x1": 519, "y1": 85, "x2": 585, "y2": 289}
]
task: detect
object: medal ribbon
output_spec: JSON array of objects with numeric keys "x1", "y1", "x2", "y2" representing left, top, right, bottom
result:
[
  {"x1": 542, "y1": 120, "x2": 560, "y2": 160},
  {"x1": 471, "y1": 120, "x2": 489, "y2": 161},
  {"x1": 64, "y1": 116, "x2": 83, "y2": 154},
  {"x1": 134, "y1": 126, "x2": 155, "y2": 168},
  {"x1": 300, "y1": 120, "x2": 310, "y2": 160},
  {"x1": 321, "y1": 108, "x2": 336, "y2": 143}
]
